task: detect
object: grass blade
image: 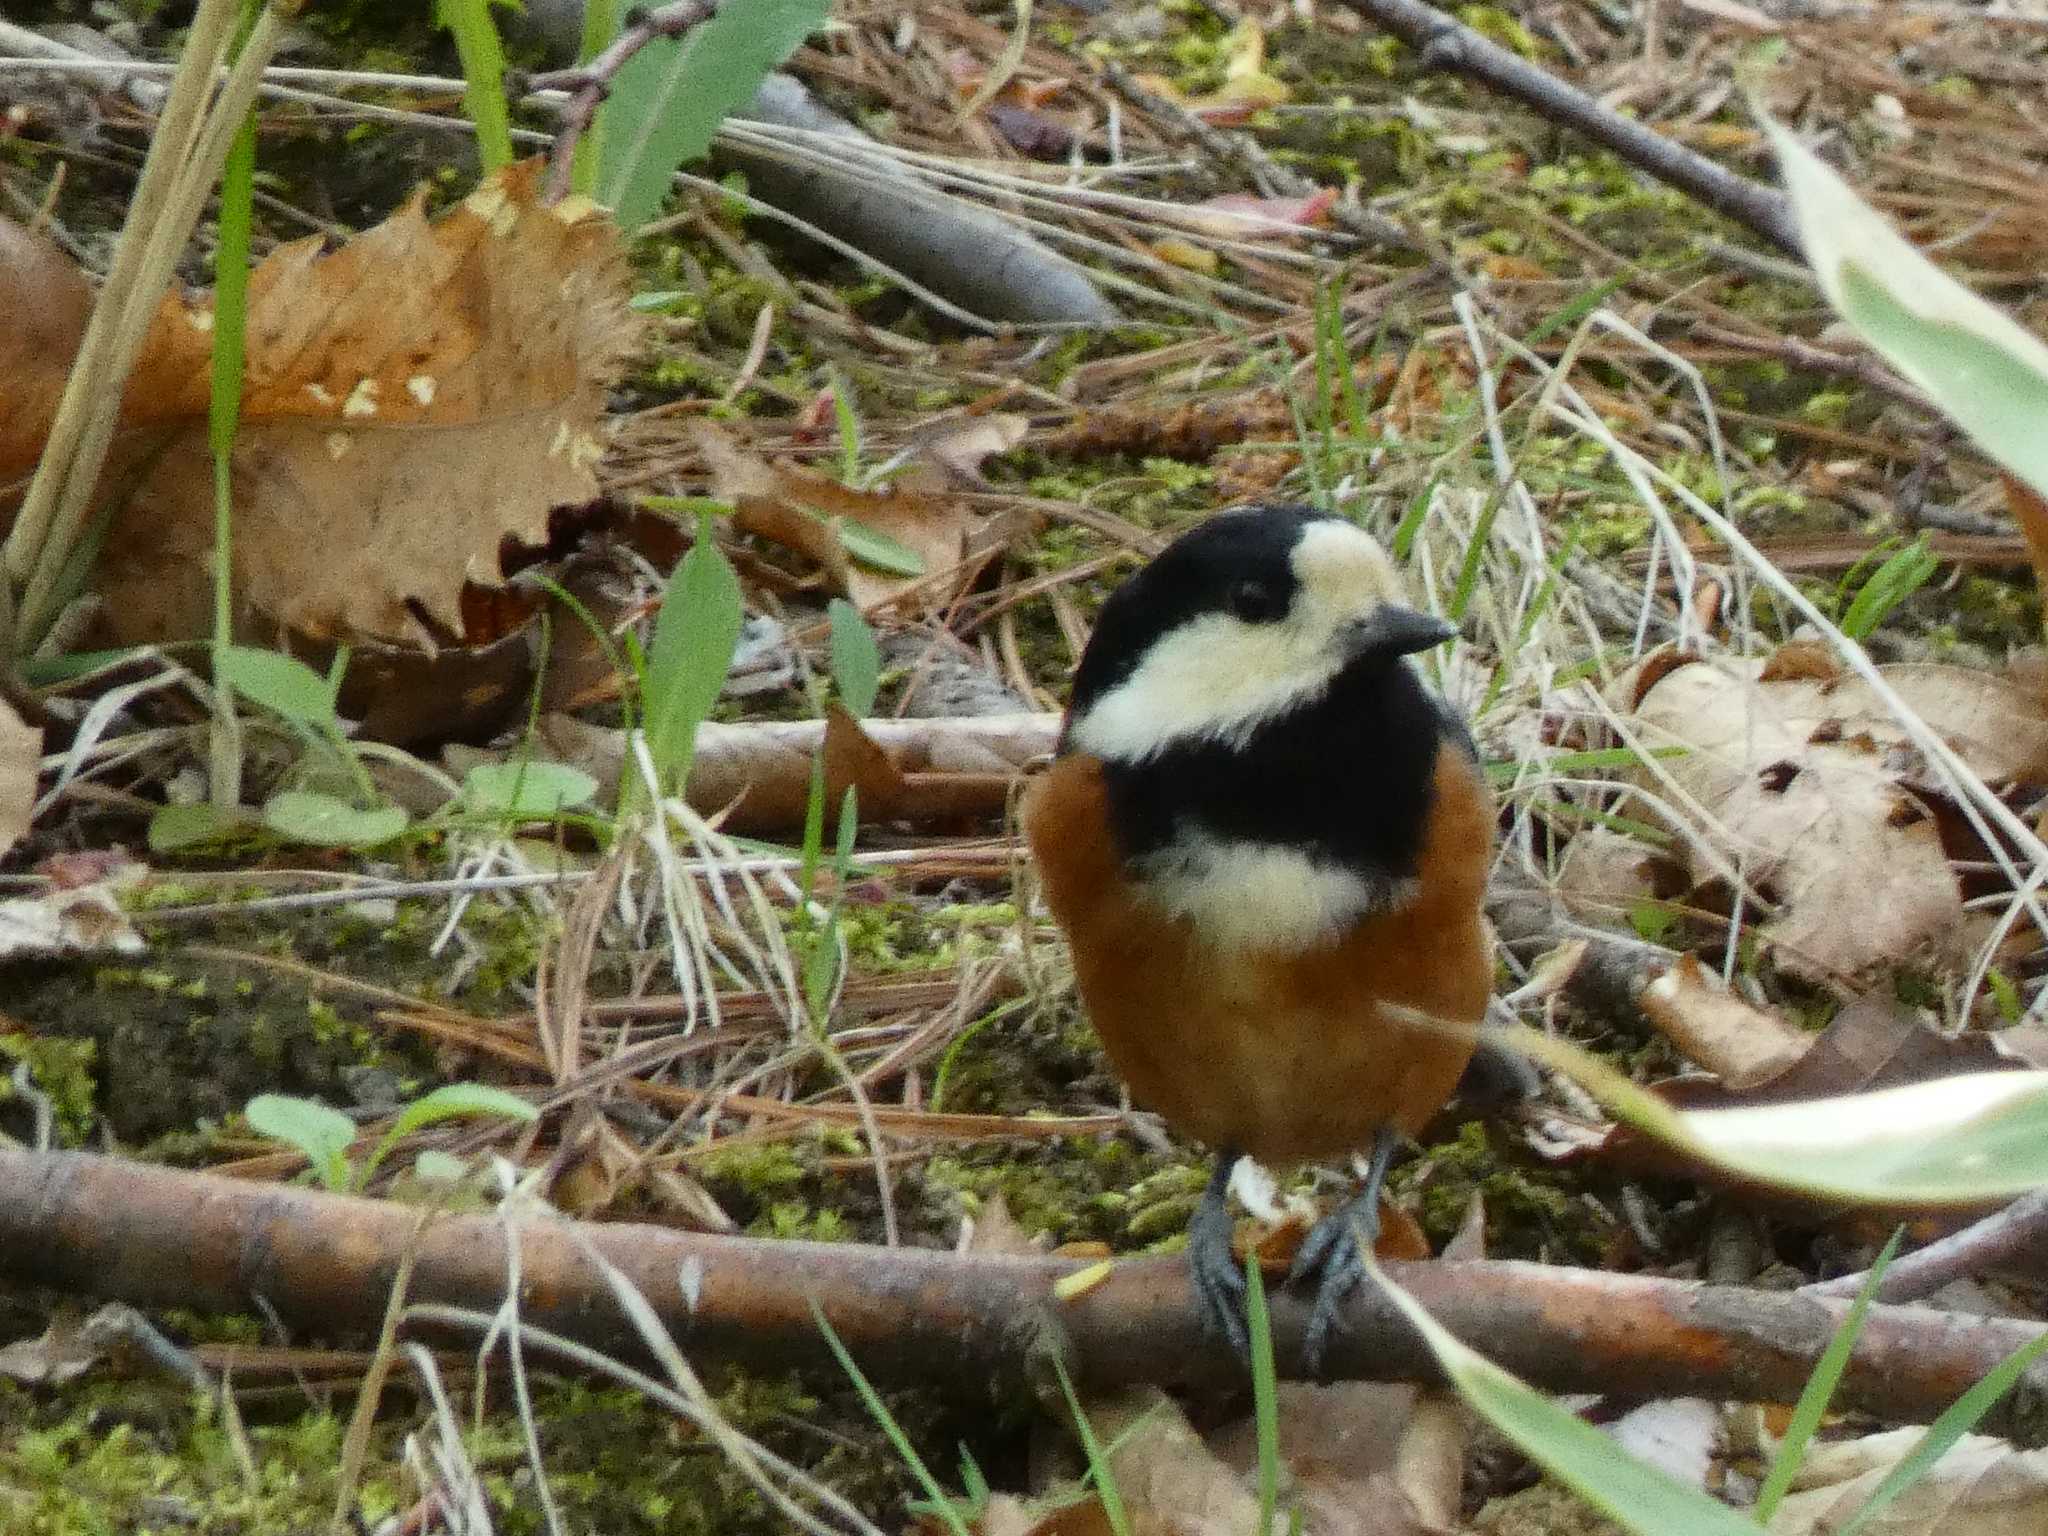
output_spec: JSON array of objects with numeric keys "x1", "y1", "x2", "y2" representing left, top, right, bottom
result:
[
  {"x1": 808, "y1": 1298, "x2": 972, "y2": 1536},
  {"x1": 1246, "y1": 1255, "x2": 1281, "y2": 1536},
  {"x1": 1049, "y1": 1349, "x2": 1131, "y2": 1536},
  {"x1": 1373, "y1": 1256, "x2": 1762, "y2": 1536},
  {"x1": 437, "y1": 0, "x2": 514, "y2": 173},
  {"x1": 1837, "y1": 1330, "x2": 2048, "y2": 1535},
  {"x1": 1753, "y1": 1228, "x2": 1902, "y2": 1522}
]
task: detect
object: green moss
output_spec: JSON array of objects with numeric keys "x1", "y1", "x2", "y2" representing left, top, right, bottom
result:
[
  {"x1": 0, "y1": 1370, "x2": 924, "y2": 1534},
  {"x1": 753, "y1": 1201, "x2": 849, "y2": 1241},
  {"x1": 0, "y1": 1034, "x2": 98, "y2": 1144},
  {"x1": 700, "y1": 1140, "x2": 810, "y2": 1195},
  {"x1": 1949, "y1": 574, "x2": 2041, "y2": 649},
  {"x1": 1406, "y1": 1123, "x2": 1611, "y2": 1263}
]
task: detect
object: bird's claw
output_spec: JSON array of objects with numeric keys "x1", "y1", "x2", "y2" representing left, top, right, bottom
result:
[
  {"x1": 1290, "y1": 1193, "x2": 1380, "y2": 1375},
  {"x1": 1187, "y1": 1163, "x2": 1245, "y2": 1359},
  {"x1": 1189, "y1": 1156, "x2": 1251, "y2": 1358}
]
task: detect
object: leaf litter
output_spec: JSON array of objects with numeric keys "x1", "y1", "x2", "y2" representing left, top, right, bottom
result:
[{"x1": 7, "y1": 0, "x2": 2048, "y2": 1529}]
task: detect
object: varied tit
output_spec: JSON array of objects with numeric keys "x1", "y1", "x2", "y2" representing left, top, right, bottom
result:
[{"x1": 1022, "y1": 503, "x2": 1494, "y2": 1370}]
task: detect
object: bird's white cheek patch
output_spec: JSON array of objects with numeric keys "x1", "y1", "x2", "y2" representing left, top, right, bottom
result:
[
  {"x1": 1129, "y1": 834, "x2": 1409, "y2": 951},
  {"x1": 1068, "y1": 617, "x2": 1336, "y2": 761}
]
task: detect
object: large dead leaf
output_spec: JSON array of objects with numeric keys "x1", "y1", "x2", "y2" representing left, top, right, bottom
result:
[
  {"x1": 2, "y1": 160, "x2": 640, "y2": 647},
  {"x1": 1769, "y1": 1429, "x2": 2048, "y2": 1535},
  {"x1": 1654, "y1": 990, "x2": 2024, "y2": 1113},
  {"x1": 1621, "y1": 649, "x2": 2048, "y2": 982},
  {"x1": 1026, "y1": 1385, "x2": 1459, "y2": 1536}
]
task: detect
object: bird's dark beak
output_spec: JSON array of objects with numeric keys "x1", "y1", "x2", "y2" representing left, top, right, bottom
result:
[{"x1": 1342, "y1": 605, "x2": 1459, "y2": 660}]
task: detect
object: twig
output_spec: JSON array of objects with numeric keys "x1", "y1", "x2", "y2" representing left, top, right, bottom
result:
[
  {"x1": 1688, "y1": 322, "x2": 1930, "y2": 413},
  {"x1": 1332, "y1": 0, "x2": 1802, "y2": 256},
  {"x1": 1754, "y1": 0, "x2": 2048, "y2": 22},
  {"x1": 537, "y1": 0, "x2": 721, "y2": 203},
  {"x1": 1100, "y1": 59, "x2": 1425, "y2": 255},
  {"x1": 7, "y1": 1147, "x2": 2048, "y2": 1438},
  {"x1": 1807, "y1": 1189, "x2": 2048, "y2": 1303}
]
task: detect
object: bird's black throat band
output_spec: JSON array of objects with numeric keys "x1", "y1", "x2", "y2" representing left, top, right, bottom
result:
[{"x1": 1095, "y1": 656, "x2": 1454, "y2": 887}]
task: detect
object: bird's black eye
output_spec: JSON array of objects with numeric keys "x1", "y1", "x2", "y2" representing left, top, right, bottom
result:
[{"x1": 1224, "y1": 580, "x2": 1286, "y2": 624}]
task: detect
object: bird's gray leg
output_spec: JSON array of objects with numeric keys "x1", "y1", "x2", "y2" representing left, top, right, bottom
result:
[
  {"x1": 1188, "y1": 1149, "x2": 1250, "y2": 1360},
  {"x1": 1287, "y1": 1125, "x2": 1400, "y2": 1375}
]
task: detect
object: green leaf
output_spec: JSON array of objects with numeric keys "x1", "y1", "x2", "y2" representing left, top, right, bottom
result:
[
  {"x1": 1764, "y1": 113, "x2": 2048, "y2": 505},
  {"x1": 363, "y1": 1081, "x2": 537, "y2": 1184},
  {"x1": 208, "y1": 99, "x2": 256, "y2": 464},
  {"x1": 835, "y1": 518, "x2": 926, "y2": 577},
  {"x1": 1375, "y1": 1260, "x2": 1763, "y2": 1536},
  {"x1": 1841, "y1": 535, "x2": 1938, "y2": 639},
  {"x1": 460, "y1": 761, "x2": 599, "y2": 818},
  {"x1": 827, "y1": 599, "x2": 881, "y2": 717},
  {"x1": 436, "y1": 0, "x2": 514, "y2": 173},
  {"x1": 597, "y1": 0, "x2": 832, "y2": 232},
  {"x1": 148, "y1": 803, "x2": 253, "y2": 853},
  {"x1": 1517, "y1": 1028, "x2": 2048, "y2": 1205},
  {"x1": 263, "y1": 790, "x2": 410, "y2": 849},
  {"x1": 216, "y1": 646, "x2": 339, "y2": 729},
  {"x1": 246, "y1": 1093, "x2": 357, "y2": 1192},
  {"x1": 639, "y1": 525, "x2": 745, "y2": 799}
]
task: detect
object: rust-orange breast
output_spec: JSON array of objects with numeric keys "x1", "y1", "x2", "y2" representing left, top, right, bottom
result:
[{"x1": 1023, "y1": 749, "x2": 1493, "y2": 1165}]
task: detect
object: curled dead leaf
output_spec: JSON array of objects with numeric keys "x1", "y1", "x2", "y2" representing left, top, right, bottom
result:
[
  {"x1": 1641, "y1": 953, "x2": 1812, "y2": 1088},
  {"x1": 1768, "y1": 1428, "x2": 2048, "y2": 1536},
  {"x1": 0, "y1": 216, "x2": 92, "y2": 482},
  {"x1": 691, "y1": 420, "x2": 975, "y2": 612}
]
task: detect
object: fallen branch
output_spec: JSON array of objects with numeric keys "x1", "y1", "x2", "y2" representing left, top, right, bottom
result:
[
  {"x1": 534, "y1": 708, "x2": 1060, "y2": 830},
  {"x1": 1808, "y1": 1188, "x2": 2048, "y2": 1304},
  {"x1": 4, "y1": 1148, "x2": 2047, "y2": 1439},
  {"x1": 1333, "y1": 0, "x2": 1802, "y2": 257}
]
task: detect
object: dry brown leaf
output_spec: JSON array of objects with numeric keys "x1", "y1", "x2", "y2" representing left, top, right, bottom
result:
[
  {"x1": 692, "y1": 420, "x2": 975, "y2": 611},
  {"x1": 957, "y1": 1192, "x2": 1052, "y2": 1257},
  {"x1": 5, "y1": 161, "x2": 640, "y2": 647},
  {"x1": 0, "y1": 880, "x2": 143, "y2": 958},
  {"x1": 0, "y1": 695, "x2": 40, "y2": 861},
  {"x1": 526, "y1": 710, "x2": 1058, "y2": 832},
  {"x1": 1607, "y1": 1398, "x2": 1724, "y2": 1491},
  {"x1": 1658, "y1": 992, "x2": 2021, "y2": 1113},
  {"x1": 0, "y1": 217, "x2": 92, "y2": 481},
  {"x1": 1627, "y1": 653, "x2": 1978, "y2": 982},
  {"x1": 1640, "y1": 953, "x2": 1813, "y2": 1088},
  {"x1": 903, "y1": 412, "x2": 1029, "y2": 488},
  {"x1": 1553, "y1": 826, "x2": 1669, "y2": 922},
  {"x1": 2005, "y1": 474, "x2": 2048, "y2": 622},
  {"x1": 0, "y1": 1316, "x2": 103, "y2": 1387},
  {"x1": 1769, "y1": 1429, "x2": 2048, "y2": 1535},
  {"x1": 1009, "y1": 1382, "x2": 1461, "y2": 1536}
]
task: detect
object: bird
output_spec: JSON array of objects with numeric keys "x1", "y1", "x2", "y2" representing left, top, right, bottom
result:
[{"x1": 1021, "y1": 502, "x2": 1495, "y2": 1370}]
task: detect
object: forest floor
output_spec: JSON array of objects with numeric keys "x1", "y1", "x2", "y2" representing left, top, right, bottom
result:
[{"x1": 3, "y1": 0, "x2": 2048, "y2": 1530}]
